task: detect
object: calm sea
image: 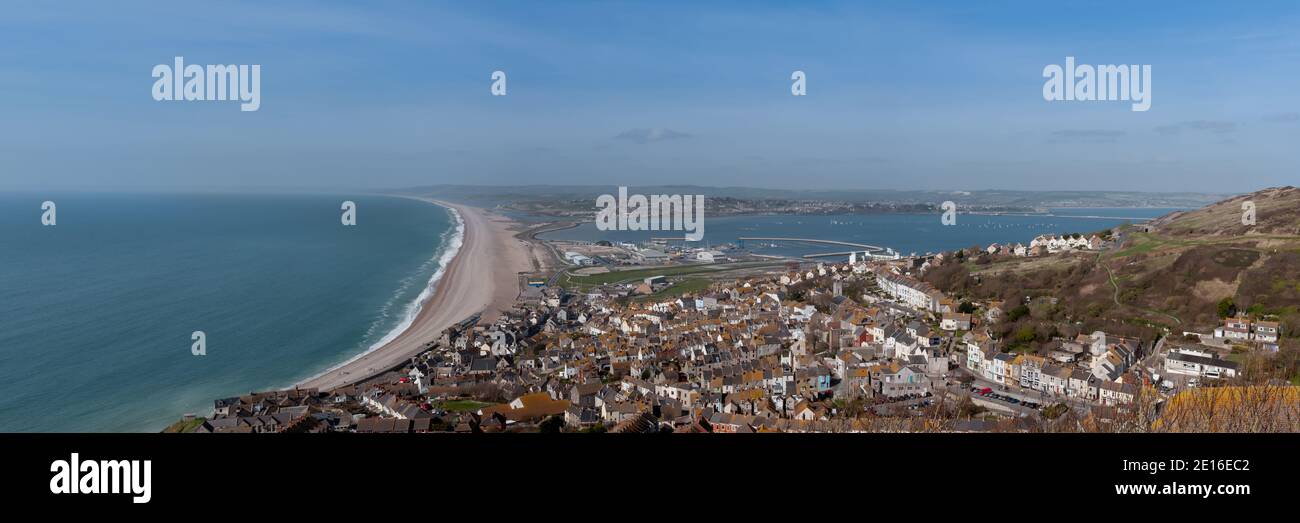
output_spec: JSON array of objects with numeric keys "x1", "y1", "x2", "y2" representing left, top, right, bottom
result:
[
  {"x1": 539, "y1": 208, "x2": 1180, "y2": 258},
  {"x1": 0, "y1": 193, "x2": 457, "y2": 432}
]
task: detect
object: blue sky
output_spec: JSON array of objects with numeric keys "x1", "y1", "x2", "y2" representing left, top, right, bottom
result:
[{"x1": 2, "y1": 0, "x2": 1298, "y2": 192}]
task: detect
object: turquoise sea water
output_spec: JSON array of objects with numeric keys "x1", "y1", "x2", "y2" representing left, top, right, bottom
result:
[
  {"x1": 0, "y1": 193, "x2": 457, "y2": 432},
  {"x1": 539, "y1": 208, "x2": 1180, "y2": 258}
]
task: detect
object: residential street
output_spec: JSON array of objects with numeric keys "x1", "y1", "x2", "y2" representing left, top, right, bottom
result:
[{"x1": 953, "y1": 365, "x2": 1093, "y2": 415}]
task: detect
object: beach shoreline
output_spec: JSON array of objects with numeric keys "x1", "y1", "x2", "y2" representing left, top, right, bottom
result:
[{"x1": 296, "y1": 196, "x2": 530, "y2": 392}]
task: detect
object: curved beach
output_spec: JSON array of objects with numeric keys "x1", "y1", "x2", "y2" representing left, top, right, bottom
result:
[{"x1": 298, "y1": 198, "x2": 529, "y2": 391}]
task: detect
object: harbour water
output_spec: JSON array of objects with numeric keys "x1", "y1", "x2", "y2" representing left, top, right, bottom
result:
[{"x1": 539, "y1": 208, "x2": 1179, "y2": 258}]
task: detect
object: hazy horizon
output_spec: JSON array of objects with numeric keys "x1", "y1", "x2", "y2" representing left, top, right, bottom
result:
[
  {"x1": 0, "y1": 183, "x2": 1251, "y2": 198},
  {"x1": 3, "y1": 1, "x2": 1298, "y2": 193}
]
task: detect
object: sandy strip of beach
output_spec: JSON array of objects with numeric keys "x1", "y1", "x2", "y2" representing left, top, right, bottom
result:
[{"x1": 296, "y1": 197, "x2": 531, "y2": 391}]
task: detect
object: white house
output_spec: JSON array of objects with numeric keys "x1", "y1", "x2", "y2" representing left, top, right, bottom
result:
[
  {"x1": 966, "y1": 341, "x2": 988, "y2": 374},
  {"x1": 1254, "y1": 321, "x2": 1280, "y2": 343},
  {"x1": 940, "y1": 312, "x2": 972, "y2": 331},
  {"x1": 1164, "y1": 350, "x2": 1239, "y2": 380},
  {"x1": 876, "y1": 272, "x2": 944, "y2": 312}
]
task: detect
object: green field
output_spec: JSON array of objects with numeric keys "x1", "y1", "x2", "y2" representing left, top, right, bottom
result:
[
  {"x1": 162, "y1": 416, "x2": 207, "y2": 433},
  {"x1": 438, "y1": 400, "x2": 492, "y2": 412},
  {"x1": 561, "y1": 261, "x2": 782, "y2": 289},
  {"x1": 1110, "y1": 231, "x2": 1300, "y2": 259}
]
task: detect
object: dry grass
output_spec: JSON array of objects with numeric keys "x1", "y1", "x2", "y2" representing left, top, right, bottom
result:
[{"x1": 1155, "y1": 386, "x2": 1300, "y2": 432}]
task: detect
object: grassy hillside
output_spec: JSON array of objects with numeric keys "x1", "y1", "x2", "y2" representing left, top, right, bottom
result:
[
  {"x1": 1110, "y1": 186, "x2": 1300, "y2": 328},
  {"x1": 924, "y1": 186, "x2": 1300, "y2": 348},
  {"x1": 1152, "y1": 186, "x2": 1300, "y2": 238}
]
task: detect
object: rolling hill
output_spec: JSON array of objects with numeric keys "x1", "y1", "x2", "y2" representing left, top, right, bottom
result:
[
  {"x1": 925, "y1": 186, "x2": 1300, "y2": 347},
  {"x1": 1113, "y1": 186, "x2": 1300, "y2": 328}
]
